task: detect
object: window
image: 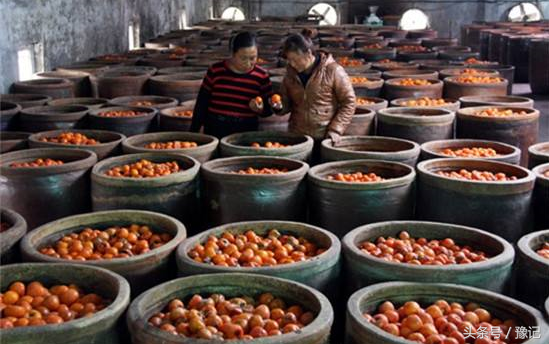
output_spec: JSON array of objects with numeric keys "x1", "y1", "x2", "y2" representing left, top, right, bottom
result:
[
  {"x1": 17, "y1": 48, "x2": 34, "y2": 81},
  {"x1": 508, "y1": 3, "x2": 542, "y2": 22},
  {"x1": 17, "y1": 43, "x2": 43, "y2": 81},
  {"x1": 128, "y1": 21, "x2": 140, "y2": 50},
  {"x1": 179, "y1": 9, "x2": 188, "y2": 29},
  {"x1": 221, "y1": 7, "x2": 245, "y2": 21},
  {"x1": 399, "y1": 9, "x2": 430, "y2": 30},
  {"x1": 308, "y1": 3, "x2": 338, "y2": 26},
  {"x1": 209, "y1": 6, "x2": 214, "y2": 19}
]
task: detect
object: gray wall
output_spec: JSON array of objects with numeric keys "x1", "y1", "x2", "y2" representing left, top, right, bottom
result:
[
  {"x1": 0, "y1": 0, "x2": 211, "y2": 93},
  {"x1": 1, "y1": 0, "x2": 548, "y2": 93},
  {"x1": 485, "y1": 0, "x2": 549, "y2": 21},
  {"x1": 212, "y1": 0, "x2": 549, "y2": 37},
  {"x1": 348, "y1": 1, "x2": 549, "y2": 37},
  {"x1": 212, "y1": 0, "x2": 347, "y2": 23},
  {"x1": 348, "y1": 0, "x2": 486, "y2": 37}
]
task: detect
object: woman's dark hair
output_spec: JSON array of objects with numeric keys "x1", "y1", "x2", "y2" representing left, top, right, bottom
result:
[
  {"x1": 229, "y1": 31, "x2": 257, "y2": 53},
  {"x1": 282, "y1": 28, "x2": 316, "y2": 57}
]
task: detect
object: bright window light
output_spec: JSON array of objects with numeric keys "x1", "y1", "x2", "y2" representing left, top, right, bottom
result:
[
  {"x1": 399, "y1": 9, "x2": 430, "y2": 30},
  {"x1": 17, "y1": 48, "x2": 34, "y2": 81},
  {"x1": 508, "y1": 3, "x2": 542, "y2": 22},
  {"x1": 221, "y1": 7, "x2": 245, "y2": 21},
  {"x1": 128, "y1": 22, "x2": 140, "y2": 50},
  {"x1": 179, "y1": 9, "x2": 188, "y2": 29},
  {"x1": 309, "y1": 3, "x2": 338, "y2": 26},
  {"x1": 128, "y1": 23, "x2": 135, "y2": 50}
]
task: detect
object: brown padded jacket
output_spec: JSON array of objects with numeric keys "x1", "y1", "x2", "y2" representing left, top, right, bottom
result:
[{"x1": 278, "y1": 52, "x2": 356, "y2": 140}]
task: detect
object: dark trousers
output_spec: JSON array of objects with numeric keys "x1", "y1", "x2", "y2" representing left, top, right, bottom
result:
[
  {"x1": 204, "y1": 114, "x2": 258, "y2": 139},
  {"x1": 311, "y1": 138, "x2": 324, "y2": 166}
]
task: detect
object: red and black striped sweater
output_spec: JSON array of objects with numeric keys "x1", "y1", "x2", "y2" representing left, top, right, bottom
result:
[{"x1": 190, "y1": 61, "x2": 274, "y2": 136}]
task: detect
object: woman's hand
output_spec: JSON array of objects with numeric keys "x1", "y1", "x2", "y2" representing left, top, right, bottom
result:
[
  {"x1": 326, "y1": 131, "x2": 342, "y2": 145},
  {"x1": 249, "y1": 96, "x2": 264, "y2": 114}
]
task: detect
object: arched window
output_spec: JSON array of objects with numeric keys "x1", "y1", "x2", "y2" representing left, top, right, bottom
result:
[
  {"x1": 221, "y1": 7, "x2": 246, "y2": 21},
  {"x1": 308, "y1": 3, "x2": 338, "y2": 26},
  {"x1": 399, "y1": 9, "x2": 430, "y2": 30},
  {"x1": 508, "y1": 2, "x2": 542, "y2": 22}
]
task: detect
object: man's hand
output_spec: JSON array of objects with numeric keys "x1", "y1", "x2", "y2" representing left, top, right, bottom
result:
[
  {"x1": 269, "y1": 94, "x2": 283, "y2": 112},
  {"x1": 249, "y1": 96, "x2": 264, "y2": 114}
]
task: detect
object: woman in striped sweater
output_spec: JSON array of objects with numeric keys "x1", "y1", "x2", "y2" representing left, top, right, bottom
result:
[{"x1": 190, "y1": 32, "x2": 274, "y2": 138}]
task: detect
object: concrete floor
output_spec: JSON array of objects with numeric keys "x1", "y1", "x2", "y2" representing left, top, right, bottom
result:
[{"x1": 513, "y1": 83, "x2": 549, "y2": 142}]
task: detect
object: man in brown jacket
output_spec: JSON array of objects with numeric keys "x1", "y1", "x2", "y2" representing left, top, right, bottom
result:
[{"x1": 272, "y1": 30, "x2": 356, "y2": 145}]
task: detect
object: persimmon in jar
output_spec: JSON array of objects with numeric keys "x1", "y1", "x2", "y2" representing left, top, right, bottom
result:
[
  {"x1": 10, "y1": 158, "x2": 64, "y2": 168},
  {"x1": 537, "y1": 242, "x2": 549, "y2": 259},
  {"x1": 458, "y1": 69, "x2": 492, "y2": 76},
  {"x1": 357, "y1": 98, "x2": 376, "y2": 105},
  {"x1": 173, "y1": 110, "x2": 193, "y2": 117},
  {"x1": 148, "y1": 292, "x2": 316, "y2": 339},
  {"x1": 39, "y1": 132, "x2": 99, "y2": 146},
  {"x1": 144, "y1": 141, "x2": 198, "y2": 149},
  {"x1": 188, "y1": 229, "x2": 325, "y2": 267},
  {"x1": 98, "y1": 110, "x2": 147, "y2": 118},
  {"x1": 233, "y1": 167, "x2": 288, "y2": 175},
  {"x1": 337, "y1": 57, "x2": 364, "y2": 67},
  {"x1": 473, "y1": 108, "x2": 528, "y2": 118},
  {"x1": 364, "y1": 299, "x2": 525, "y2": 344},
  {"x1": 400, "y1": 97, "x2": 448, "y2": 106},
  {"x1": 440, "y1": 147, "x2": 498, "y2": 158},
  {"x1": 326, "y1": 172, "x2": 386, "y2": 183},
  {"x1": 105, "y1": 159, "x2": 180, "y2": 178},
  {"x1": 250, "y1": 142, "x2": 289, "y2": 149},
  {"x1": 39, "y1": 224, "x2": 173, "y2": 260},
  {"x1": 436, "y1": 169, "x2": 517, "y2": 181},
  {"x1": 464, "y1": 57, "x2": 492, "y2": 65},
  {"x1": 364, "y1": 43, "x2": 384, "y2": 49},
  {"x1": 453, "y1": 76, "x2": 503, "y2": 84},
  {"x1": 130, "y1": 101, "x2": 155, "y2": 107},
  {"x1": 396, "y1": 79, "x2": 432, "y2": 86},
  {"x1": 0, "y1": 281, "x2": 110, "y2": 328},
  {"x1": 397, "y1": 45, "x2": 427, "y2": 52},
  {"x1": 351, "y1": 77, "x2": 370, "y2": 84},
  {"x1": 358, "y1": 230, "x2": 489, "y2": 265}
]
